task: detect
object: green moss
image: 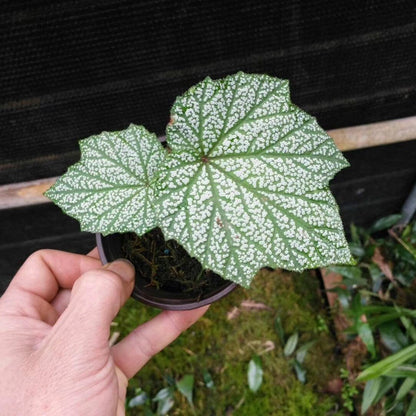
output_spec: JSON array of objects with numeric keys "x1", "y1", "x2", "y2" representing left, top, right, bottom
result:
[
  {"x1": 281, "y1": 383, "x2": 340, "y2": 416},
  {"x1": 114, "y1": 269, "x2": 346, "y2": 415}
]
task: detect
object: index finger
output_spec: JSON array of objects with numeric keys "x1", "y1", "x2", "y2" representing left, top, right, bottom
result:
[{"x1": 6, "y1": 249, "x2": 102, "y2": 303}]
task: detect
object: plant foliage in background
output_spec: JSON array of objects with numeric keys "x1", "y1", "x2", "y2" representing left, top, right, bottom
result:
[
  {"x1": 275, "y1": 317, "x2": 317, "y2": 384},
  {"x1": 329, "y1": 216, "x2": 416, "y2": 415},
  {"x1": 247, "y1": 355, "x2": 263, "y2": 393},
  {"x1": 46, "y1": 72, "x2": 352, "y2": 287},
  {"x1": 118, "y1": 269, "x2": 343, "y2": 415}
]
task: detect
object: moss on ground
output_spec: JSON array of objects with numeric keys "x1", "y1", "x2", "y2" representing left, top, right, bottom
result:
[{"x1": 113, "y1": 269, "x2": 346, "y2": 415}]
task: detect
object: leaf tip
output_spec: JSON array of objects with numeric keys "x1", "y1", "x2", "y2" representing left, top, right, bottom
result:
[{"x1": 43, "y1": 182, "x2": 58, "y2": 201}]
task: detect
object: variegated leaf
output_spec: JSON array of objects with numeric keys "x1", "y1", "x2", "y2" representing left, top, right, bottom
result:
[
  {"x1": 157, "y1": 72, "x2": 353, "y2": 287},
  {"x1": 46, "y1": 124, "x2": 165, "y2": 235}
]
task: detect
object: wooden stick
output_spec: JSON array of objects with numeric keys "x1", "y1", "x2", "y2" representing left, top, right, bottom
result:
[
  {"x1": 0, "y1": 177, "x2": 57, "y2": 209},
  {"x1": 1, "y1": 116, "x2": 415, "y2": 209},
  {"x1": 328, "y1": 115, "x2": 416, "y2": 151}
]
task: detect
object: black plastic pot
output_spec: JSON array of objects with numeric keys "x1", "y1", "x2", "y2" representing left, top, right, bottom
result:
[{"x1": 96, "y1": 233, "x2": 238, "y2": 311}]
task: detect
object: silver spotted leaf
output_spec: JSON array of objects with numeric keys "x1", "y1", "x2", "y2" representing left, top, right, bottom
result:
[
  {"x1": 157, "y1": 72, "x2": 353, "y2": 287},
  {"x1": 46, "y1": 124, "x2": 165, "y2": 235}
]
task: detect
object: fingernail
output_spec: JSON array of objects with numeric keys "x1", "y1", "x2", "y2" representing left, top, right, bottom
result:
[{"x1": 105, "y1": 258, "x2": 135, "y2": 283}]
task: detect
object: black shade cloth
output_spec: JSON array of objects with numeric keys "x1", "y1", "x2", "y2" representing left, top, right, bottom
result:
[
  {"x1": 1, "y1": 0, "x2": 415, "y2": 184},
  {"x1": 1, "y1": 1, "x2": 416, "y2": 290}
]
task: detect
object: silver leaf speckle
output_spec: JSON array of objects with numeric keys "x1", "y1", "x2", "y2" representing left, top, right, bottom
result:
[
  {"x1": 156, "y1": 72, "x2": 353, "y2": 287},
  {"x1": 46, "y1": 124, "x2": 165, "y2": 236}
]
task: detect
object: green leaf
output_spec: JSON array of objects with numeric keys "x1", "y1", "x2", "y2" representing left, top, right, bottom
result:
[
  {"x1": 361, "y1": 377, "x2": 382, "y2": 414},
  {"x1": 176, "y1": 374, "x2": 194, "y2": 406},
  {"x1": 46, "y1": 124, "x2": 166, "y2": 236},
  {"x1": 400, "y1": 314, "x2": 416, "y2": 343},
  {"x1": 368, "y1": 263, "x2": 383, "y2": 281},
  {"x1": 157, "y1": 72, "x2": 352, "y2": 287},
  {"x1": 327, "y1": 265, "x2": 362, "y2": 280},
  {"x1": 248, "y1": 355, "x2": 263, "y2": 392},
  {"x1": 387, "y1": 365, "x2": 416, "y2": 378},
  {"x1": 153, "y1": 387, "x2": 172, "y2": 402},
  {"x1": 406, "y1": 395, "x2": 416, "y2": 416},
  {"x1": 369, "y1": 214, "x2": 402, "y2": 233},
  {"x1": 202, "y1": 369, "x2": 215, "y2": 389},
  {"x1": 373, "y1": 376, "x2": 397, "y2": 405},
  {"x1": 128, "y1": 390, "x2": 148, "y2": 408},
  {"x1": 349, "y1": 242, "x2": 365, "y2": 258},
  {"x1": 357, "y1": 344, "x2": 416, "y2": 382},
  {"x1": 156, "y1": 399, "x2": 174, "y2": 416},
  {"x1": 274, "y1": 316, "x2": 286, "y2": 344},
  {"x1": 284, "y1": 332, "x2": 299, "y2": 357},
  {"x1": 395, "y1": 377, "x2": 415, "y2": 402},
  {"x1": 292, "y1": 359, "x2": 307, "y2": 383},
  {"x1": 296, "y1": 340, "x2": 317, "y2": 364},
  {"x1": 152, "y1": 387, "x2": 174, "y2": 416},
  {"x1": 365, "y1": 308, "x2": 414, "y2": 328},
  {"x1": 358, "y1": 322, "x2": 376, "y2": 358},
  {"x1": 379, "y1": 322, "x2": 408, "y2": 353}
]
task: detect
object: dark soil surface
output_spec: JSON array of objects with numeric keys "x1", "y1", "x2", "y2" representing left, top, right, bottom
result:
[{"x1": 122, "y1": 228, "x2": 227, "y2": 298}]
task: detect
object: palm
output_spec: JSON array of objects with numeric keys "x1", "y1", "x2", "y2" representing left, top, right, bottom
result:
[{"x1": 0, "y1": 298, "x2": 126, "y2": 415}]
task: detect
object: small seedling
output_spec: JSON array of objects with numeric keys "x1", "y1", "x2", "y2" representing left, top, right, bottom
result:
[{"x1": 275, "y1": 316, "x2": 316, "y2": 383}]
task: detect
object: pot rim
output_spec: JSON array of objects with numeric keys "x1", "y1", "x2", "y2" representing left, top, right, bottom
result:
[{"x1": 96, "y1": 233, "x2": 238, "y2": 310}]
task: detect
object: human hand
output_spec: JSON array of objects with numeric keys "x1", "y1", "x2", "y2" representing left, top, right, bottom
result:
[{"x1": 0, "y1": 249, "x2": 208, "y2": 416}]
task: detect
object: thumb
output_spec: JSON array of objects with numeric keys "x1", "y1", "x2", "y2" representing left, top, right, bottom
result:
[{"x1": 54, "y1": 259, "x2": 135, "y2": 345}]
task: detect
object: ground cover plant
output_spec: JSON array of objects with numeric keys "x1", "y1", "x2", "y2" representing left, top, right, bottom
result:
[
  {"x1": 113, "y1": 269, "x2": 345, "y2": 415},
  {"x1": 112, "y1": 216, "x2": 416, "y2": 415},
  {"x1": 46, "y1": 72, "x2": 352, "y2": 290},
  {"x1": 329, "y1": 216, "x2": 416, "y2": 415}
]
